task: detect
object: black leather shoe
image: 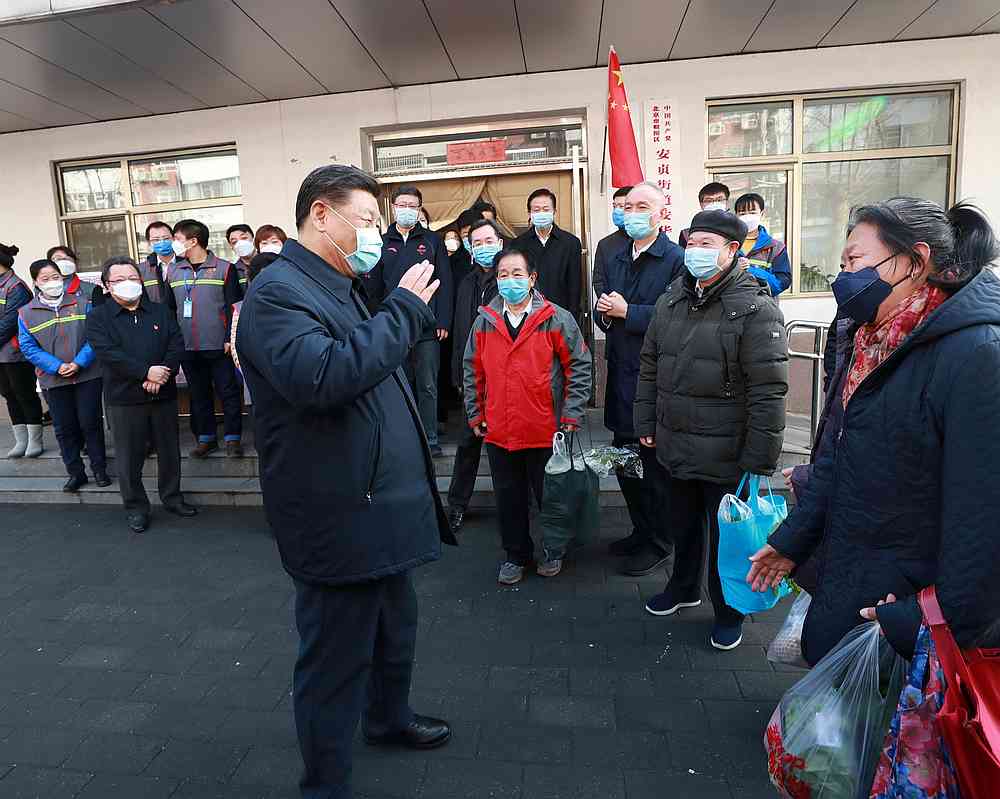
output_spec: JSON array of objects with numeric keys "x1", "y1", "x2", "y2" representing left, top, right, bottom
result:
[
  {"x1": 364, "y1": 715, "x2": 451, "y2": 750},
  {"x1": 63, "y1": 473, "x2": 88, "y2": 493},
  {"x1": 163, "y1": 502, "x2": 198, "y2": 517},
  {"x1": 127, "y1": 513, "x2": 149, "y2": 533},
  {"x1": 608, "y1": 531, "x2": 644, "y2": 557},
  {"x1": 94, "y1": 471, "x2": 112, "y2": 488},
  {"x1": 622, "y1": 544, "x2": 671, "y2": 577},
  {"x1": 448, "y1": 507, "x2": 465, "y2": 533}
]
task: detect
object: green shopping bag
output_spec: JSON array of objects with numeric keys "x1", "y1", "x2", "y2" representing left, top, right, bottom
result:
[{"x1": 539, "y1": 432, "x2": 600, "y2": 560}]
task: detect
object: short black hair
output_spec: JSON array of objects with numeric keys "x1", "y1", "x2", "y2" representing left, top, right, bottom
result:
[
  {"x1": 698, "y1": 182, "x2": 731, "y2": 202},
  {"x1": 29, "y1": 259, "x2": 59, "y2": 282},
  {"x1": 173, "y1": 219, "x2": 210, "y2": 248},
  {"x1": 734, "y1": 193, "x2": 766, "y2": 214},
  {"x1": 46, "y1": 244, "x2": 78, "y2": 262},
  {"x1": 494, "y1": 245, "x2": 537, "y2": 275},
  {"x1": 100, "y1": 256, "x2": 140, "y2": 285},
  {"x1": 472, "y1": 199, "x2": 496, "y2": 215},
  {"x1": 468, "y1": 219, "x2": 502, "y2": 240},
  {"x1": 144, "y1": 221, "x2": 172, "y2": 241},
  {"x1": 527, "y1": 188, "x2": 557, "y2": 210},
  {"x1": 391, "y1": 185, "x2": 422, "y2": 204},
  {"x1": 226, "y1": 223, "x2": 254, "y2": 241},
  {"x1": 248, "y1": 252, "x2": 279, "y2": 283},
  {"x1": 457, "y1": 209, "x2": 481, "y2": 230},
  {"x1": 612, "y1": 186, "x2": 632, "y2": 200},
  {"x1": 295, "y1": 164, "x2": 381, "y2": 228},
  {"x1": 0, "y1": 242, "x2": 18, "y2": 269}
]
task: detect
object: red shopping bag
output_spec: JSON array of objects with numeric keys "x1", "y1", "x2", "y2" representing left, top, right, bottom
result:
[{"x1": 918, "y1": 586, "x2": 1000, "y2": 797}]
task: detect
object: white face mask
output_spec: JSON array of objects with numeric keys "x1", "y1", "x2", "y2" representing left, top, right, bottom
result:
[
  {"x1": 172, "y1": 239, "x2": 190, "y2": 258},
  {"x1": 111, "y1": 280, "x2": 143, "y2": 302},
  {"x1": 702, "y1": 201, "x2": 727, "y2": 212},
  {"x1": 55, "y1": 259, "x2": 76, "y2": 277},
  {"x1": 738, "y1": 213, "x2": 762, "y2": 231},
  {"x1": 39, "y1": 280, "x2": 64, "y2": 299},
  {"x1": 445, "y1": 238, "x2": 460, "y2": 253},
  {"x1": 233, "y1": 239, "x2": 255, "y2": 259},
  {"x1": 259, "y1": 242, "x2": 283, "y2": 254}
]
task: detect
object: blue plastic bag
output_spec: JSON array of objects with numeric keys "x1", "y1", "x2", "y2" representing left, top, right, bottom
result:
[{"x1": 717, "y1": 473, "x2": 790, "y2": 615}]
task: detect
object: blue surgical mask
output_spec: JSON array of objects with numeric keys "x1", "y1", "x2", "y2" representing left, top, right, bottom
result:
[
  {"x1": 611, "y1": 207, "x2": 626, "y2": 228},
  {"x1": 151, "y1": 239, "x2": 174, "y2": 258},
  {"x1": 831, "y1": 254, "x2": 904, "y2": 325},
  {"x1": 462, "y1": 237, "x2": 471, "y2": 252},
  {"x1": 531, "y1": 211, "x2": 554, "y2": 230},
  {"x1": 472, "y1": 241, "x2": 501, "y2": 269},
  {"x1": 498, "y1": 277, "x2": 531, "y2": 304},
  {"x1": 394, "y1": 207, "x2": 419, "y2": 229},
  {"x1": 685, "y1": 246, "x2": 723, "y2": 280},
  {"x1": 623, "y1": 212, "x2": 655, "y2": 241},
  {"x1": 324, "y1": 205, "x2": 383, "y2": 276}
]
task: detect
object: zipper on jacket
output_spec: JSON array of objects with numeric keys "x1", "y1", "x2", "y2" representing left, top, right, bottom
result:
[{"x1": 366, "y1": 422, "x2": 382, "y2": 505}]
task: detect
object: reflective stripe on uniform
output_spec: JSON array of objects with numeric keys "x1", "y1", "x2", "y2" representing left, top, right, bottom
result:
[
  {"x1": 27, "y1": 314, "x2": 87, "y2": 334},
  {"x1": 143, "y1": 280, "x2": 159, "y2": 287},
  {"x1": 747, "y1": 258, "x2": 771, "y2": 270},
  {"x1": 0, "y1": 298, "x2": 6, "y2": 304},
  {"x1": 168, "y1": 279, "x2": 226, "y2": 288}
]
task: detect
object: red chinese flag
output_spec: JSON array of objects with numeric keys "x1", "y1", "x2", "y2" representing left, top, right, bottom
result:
[{"x1": 607, "y1": 47, "x2": 643, "y2": 188}]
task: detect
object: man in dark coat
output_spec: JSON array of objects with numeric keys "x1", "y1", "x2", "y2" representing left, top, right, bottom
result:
[
  {"x1": 236, "y1": 165, "x2": 456, "y2": 799},
  {"x1": 591, "y1": 186, "x2": 632, "y2": 299},
  {"x1": 513, "y1": 188, "x2": 583, "y2": 321},
  {"x1": 634, "y1": 210, "x2": 788, "y2": 652},
  {"x1": 366, "y1": 185, "x2": 453, "y2": 456},
  {"x1": 445, "y1": 219, "x2": 502, "y2": 531},
  {"x1": 595, "y1": 182, "x2": 684, "y2": 576}
]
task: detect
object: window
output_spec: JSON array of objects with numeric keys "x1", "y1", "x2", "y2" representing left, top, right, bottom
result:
[
  {"x1": 55, "y1": 146, "x2": 243, "y2": 270},
  {"x1": 706, "y1": 86, "x2": 958, "y2": 295}
]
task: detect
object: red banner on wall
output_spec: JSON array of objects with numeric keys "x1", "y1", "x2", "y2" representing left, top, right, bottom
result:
[{"x1": 447, "y1": 139, "x2": 506, "y2": 165}]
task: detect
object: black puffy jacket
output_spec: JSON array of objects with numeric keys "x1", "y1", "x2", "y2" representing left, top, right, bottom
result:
[
  {"x1": 634, "y1": 265, "x2": 789, "y2": 483},
  {"x1": 771, "y1": 268, "x2": 1000, "y2": 663}
]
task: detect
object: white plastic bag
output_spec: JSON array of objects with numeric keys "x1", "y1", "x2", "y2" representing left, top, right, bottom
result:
[
  {"x1": 765, "y1": 622, "x2": 905, "y2": 799},
  {"x1": 767, "y1": 591, "x2": 811, "y2": 669},
  {"x1": 718, "y1": 492, "x2": 753, "y2": 524},
  {"x1": 545, "y1": 432, "x2": 571, "y2": 475}
]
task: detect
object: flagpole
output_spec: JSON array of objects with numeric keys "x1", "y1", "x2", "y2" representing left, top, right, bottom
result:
[{"x1": 600, "y1": 121, "x2": 608, "y2": 196}]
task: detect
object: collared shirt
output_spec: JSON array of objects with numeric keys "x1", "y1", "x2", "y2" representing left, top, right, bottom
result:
[
  {"x1": 503, "y1": 297, "x2": 532, "y2": 329},
  {"x1": 157, "y1": 256, "x2": 175, "y2": 281},
  {"x1": 535, "y1": 228, "x2": 551, "y2": 247},
  {"x1": 632, "y1": 237, "x2": 657, "y2": 261}
]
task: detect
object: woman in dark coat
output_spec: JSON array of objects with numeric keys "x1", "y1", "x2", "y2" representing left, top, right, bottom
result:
[{"x1": 749, "y1": 198, "x2": 1000, "y2": 665}]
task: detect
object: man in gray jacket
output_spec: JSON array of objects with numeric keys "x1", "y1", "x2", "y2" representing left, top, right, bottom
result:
[{"x1": 634, "y1": 210, "x2": 788, "y2": 651}]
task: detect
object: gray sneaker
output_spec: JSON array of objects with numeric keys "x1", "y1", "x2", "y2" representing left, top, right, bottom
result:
[
  {"x1": 498, "y1": 561, "x2": 525, "y2": 585},
  {"x1": 536, "y1": 558, "x2": 563, "y2": 578}
]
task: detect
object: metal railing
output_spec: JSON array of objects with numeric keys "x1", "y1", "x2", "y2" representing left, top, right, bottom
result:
[{"x1": 785, "y1": 320, "x2": 828, "y2": 449}]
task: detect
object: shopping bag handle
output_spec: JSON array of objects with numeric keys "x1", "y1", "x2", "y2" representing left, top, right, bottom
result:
[
  {"x1": 735, "y1": 472, "x2": 775, "y2": 514},
  {"x1": 567, "y1": 429, "x2": 587, "y2": 469}
]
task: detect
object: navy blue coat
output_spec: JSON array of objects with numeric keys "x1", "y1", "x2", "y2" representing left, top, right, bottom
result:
[
  {"x1": 596, "y1": 232, "x2": 685, "y2": 437},
  {"x1": 366, "y1": 223, "x2": 453, "y2": 340},
  {"x1": 236, "y1": 239, "x2": 456, "y2": 586},
  {"x1": 771, "y1": 269, "x2": 1000, "y2": 663}
]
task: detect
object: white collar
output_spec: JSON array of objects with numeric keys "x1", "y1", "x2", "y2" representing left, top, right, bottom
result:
[
  {"x1": 632, "y1": 237, "x2": 656, "y2": 260},
  {"x1": 535, "y1": 228, "x2": 551, "y2": 246},
  {"x1": 503, "y1": 299, "x2": 532, "y2": 327}
]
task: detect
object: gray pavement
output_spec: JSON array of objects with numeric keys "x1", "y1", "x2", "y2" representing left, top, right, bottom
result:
[{"x1": 0, "y1": 504, "x2": 799, "y2": 798}]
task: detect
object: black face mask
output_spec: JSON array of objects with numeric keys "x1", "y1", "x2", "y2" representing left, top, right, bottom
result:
[{"x1": 831, "y1": 253, "x2": 910, "y2": 325}]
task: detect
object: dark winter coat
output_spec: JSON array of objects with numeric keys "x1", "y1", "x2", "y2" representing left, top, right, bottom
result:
[
  {"x1": 512, "y1": 225, "x2": 583, "y2": 320},
  {"x1": 0, "y1": 269, "x2": 31, "y2": 362},
  {"x1": 591, "y1": 227, "x2": 630, "y2": 299},
  {"x1": 450, "y1": 267, "x2": 498, "y2": 390},
  {"x1": 366, "y1": 223, "x2": 453, "y2": 340},
  {"x1": 235, "y1": 239, "x2": 456, "y2": 587},
  {"x1": 595, "y1": 232, "x2": 685, "y2": 437},
  {"x1": 634, "y1": 265, "x2": 789, "y2": 483},
  {"x1": 770, "y1": 269, "x2": 1000, "y2": 663}
]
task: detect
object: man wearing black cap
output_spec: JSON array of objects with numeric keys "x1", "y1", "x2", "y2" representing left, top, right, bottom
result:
[{"x1": 633, "y1": 209, "x2": 788, "y2": 651}]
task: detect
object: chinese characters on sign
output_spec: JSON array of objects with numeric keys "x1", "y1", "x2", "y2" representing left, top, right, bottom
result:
[
  {"x1": 643, "y1": 100, "x2": 679, "y2": 236},
  {"x1": 446, "y1": 139, "x2": 506, "y2": 166}
]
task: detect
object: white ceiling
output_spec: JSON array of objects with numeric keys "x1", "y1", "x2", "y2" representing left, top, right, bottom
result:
[{"x1": 0, "y1": 0, "x2": 997, "y2": 133}]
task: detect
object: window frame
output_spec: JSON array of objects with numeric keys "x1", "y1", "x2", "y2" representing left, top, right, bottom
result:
[
  {"x1": 54, "y1": 144, "x2": 242, "y2": 266},
  {"x1": 705, "y1": 83, "x2": 960, "y2": 296}
]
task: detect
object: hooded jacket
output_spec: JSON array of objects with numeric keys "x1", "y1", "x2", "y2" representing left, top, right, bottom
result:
[
  {"x1": 634, "y1": 265, "x2": 789, "y2": 483},
  {"x1": 770, "y1": 268, "x2": 1000, "y2": 663},
  {"x1": 742, "y1": 226, "x2": 791, "y2": 296},
  {"x1": 463, "y1": 291, "x2": 591, "y2": 452}
]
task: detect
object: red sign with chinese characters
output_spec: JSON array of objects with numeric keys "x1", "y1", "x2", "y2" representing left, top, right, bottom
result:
[{"x1": 446, "y1": 139, "x2": 506, "y2": 165}]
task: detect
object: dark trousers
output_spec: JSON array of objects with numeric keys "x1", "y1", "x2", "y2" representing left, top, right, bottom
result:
[
  {"x1": 181, "y1": 351, "x2": 242, "y2": 443},
  {"x1": 613, "y1": 435, "x2": 669, "y2": 552},
  {"x1": 46, "y1": 378, "x2": 107, "y2": 478},
  {"x1": 446, "y1": 420, "x2": 483, "y2": 512},
  {"x1": 0, "y1": 361, "x2": 43, "y2": 425},
  {"x1": 662, "y1": 476, "x2": 744, "y2": 626},
  {"x1": 107, "y1": 399, "x2": 182, "y2": 514},
  {"x1": 486, "y1": 443, "x2": 548, "y2": 565},
  {"x1": 405, "y1": 339, "x2": 439, "y2": 447},
  {"x1": 293, "y1": 571, "x2": 418, "y2": 799}
]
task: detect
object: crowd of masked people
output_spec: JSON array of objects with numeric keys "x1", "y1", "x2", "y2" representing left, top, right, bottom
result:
[{"x1": 0, "y1": 221, "x2": 288, "y2": 532}]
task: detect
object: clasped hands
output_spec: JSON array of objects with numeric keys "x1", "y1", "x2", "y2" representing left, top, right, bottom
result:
[
  {"x1": 143, "y1": 365, "x2": 171, "y2": 396},
  {"x1": 595, "y1": 291, "x2": 628, "y2": 320}
]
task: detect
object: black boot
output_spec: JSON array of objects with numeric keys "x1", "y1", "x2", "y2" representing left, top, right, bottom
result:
[{"x1": 63, "y1": 473, "x2": 88, "y2": 493}]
